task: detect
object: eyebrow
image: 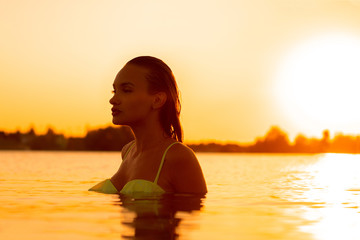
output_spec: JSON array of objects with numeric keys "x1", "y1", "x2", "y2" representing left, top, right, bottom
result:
[{"x1": 113, "y1": 82, "x2": 135, "y2": 88}]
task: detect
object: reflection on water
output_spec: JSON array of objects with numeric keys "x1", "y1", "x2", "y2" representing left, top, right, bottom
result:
[
  {"x1": 115, "y1": 194, "x2": 204, "y2": 239},
  {"x1": 290, "y1": 154, "x2": 360, "y2": 240},
  {"x1": 0, "y1": 151, "x2": 360, "y2": 239}
]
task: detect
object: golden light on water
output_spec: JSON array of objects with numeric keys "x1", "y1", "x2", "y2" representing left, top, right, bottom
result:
[
  {"x1": 296, "y1": 154, "x2": 360, "y2": 239},
  {"x1": 1, "y1": 151, "x2": 360, "y2": 239}
]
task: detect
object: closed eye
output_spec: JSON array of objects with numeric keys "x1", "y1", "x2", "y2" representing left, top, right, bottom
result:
[{"x1": 122, "y1": 88, "x2": 132, "y2": 93}]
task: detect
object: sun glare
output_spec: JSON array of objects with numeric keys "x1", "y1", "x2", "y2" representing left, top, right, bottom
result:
[{"x1": 274, "y1": 32, "x2": 360, "y2": 134}]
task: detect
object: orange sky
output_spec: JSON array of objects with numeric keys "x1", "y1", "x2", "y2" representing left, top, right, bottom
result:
[{"x1": 1, "y1": 0, "x2": 360, "y2": 143}]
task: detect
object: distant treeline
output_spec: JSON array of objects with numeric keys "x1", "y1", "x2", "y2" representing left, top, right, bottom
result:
[
  {"x1": 0, "y1": 126, "x2": 134, "y2": 151},
  {"x1": 0, "y1": 126, "x2": 359, "y2": 153},
  {"x1": 189, "y1": 126, "x2": 360, "y2": 154}
]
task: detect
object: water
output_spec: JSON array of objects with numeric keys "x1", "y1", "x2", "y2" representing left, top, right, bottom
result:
[{"x1": 1, "y1": 151, "x2": 360, "y2": 240}]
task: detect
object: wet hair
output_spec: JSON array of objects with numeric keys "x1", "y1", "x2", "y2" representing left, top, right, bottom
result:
[{"x1": 126, "y1": 56, "x2": 183, "y2": 142}]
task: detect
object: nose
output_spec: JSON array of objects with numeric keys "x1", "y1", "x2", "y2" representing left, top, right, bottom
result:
[{"x1": 109, "y1": 94, "x2": 119, "y2": 105}]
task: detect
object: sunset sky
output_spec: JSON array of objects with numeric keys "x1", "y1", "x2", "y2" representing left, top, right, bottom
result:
[{"x1": 1, "y1": 0, "x2": 360, "y2": 143}]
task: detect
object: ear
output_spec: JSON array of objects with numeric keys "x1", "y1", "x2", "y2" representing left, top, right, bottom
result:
[{"x1": 152, "y1": 92, "x2": 167, "y2": 109}]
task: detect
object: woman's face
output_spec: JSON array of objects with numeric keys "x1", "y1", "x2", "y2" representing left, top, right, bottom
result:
[{"x1": 109, "y1": 64, "x2": 154, "y2": 126}]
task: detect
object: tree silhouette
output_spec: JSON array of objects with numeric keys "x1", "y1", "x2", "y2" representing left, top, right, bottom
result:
[
  {"x1": 250, "y1": 126, "x2": 291, "y2": 152},
  {"x1": 84, "y1": 126, "x2": 134, "y2": 151}
]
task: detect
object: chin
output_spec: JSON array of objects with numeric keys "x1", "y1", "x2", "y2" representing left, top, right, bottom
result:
[
  {"x1": 112, "y1": 117, "x2": 123, "y2": 125},
  {"x1": 112, "y1": 116, "x2": 131, "y2": 126}
]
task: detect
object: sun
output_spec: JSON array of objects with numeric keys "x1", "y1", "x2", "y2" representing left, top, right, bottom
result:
[{"x1": 274, "y1": 32, "x2": 360, "y2": 135}]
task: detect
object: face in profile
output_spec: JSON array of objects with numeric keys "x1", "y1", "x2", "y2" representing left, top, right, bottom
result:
[{"x1": 109, "y1": 64, "x2": 155, "y2": 126}]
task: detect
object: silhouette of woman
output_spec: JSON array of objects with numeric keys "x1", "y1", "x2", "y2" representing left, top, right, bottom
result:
[{"x1": 89, "y1": 56, "x2": 207, "y2": 195}]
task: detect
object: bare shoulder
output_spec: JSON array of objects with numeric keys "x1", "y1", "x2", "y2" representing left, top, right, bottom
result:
[
  {"x1": 166, "y1": 142, "x2": 197, "y2": 164},
  {"x1": 165, "y1": 142, "x2": 201, "y2": 171}
]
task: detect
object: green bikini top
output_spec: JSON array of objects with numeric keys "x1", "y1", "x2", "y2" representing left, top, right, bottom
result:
[{"x1": 88, "y1": 141, "x2": 180, "y2": 195}]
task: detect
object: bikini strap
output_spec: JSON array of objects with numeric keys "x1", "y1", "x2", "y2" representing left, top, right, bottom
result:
[
  {"x1": 154, "y1": 141, "x2": 180, "y2": 184},
  {"x1": 122, "y1": 141, "x2": 135, "y2": 161}
]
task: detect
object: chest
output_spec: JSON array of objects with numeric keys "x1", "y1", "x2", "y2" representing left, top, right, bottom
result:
[{"x1": 113, "y1": 151, "x2": 174, "y2": 191}]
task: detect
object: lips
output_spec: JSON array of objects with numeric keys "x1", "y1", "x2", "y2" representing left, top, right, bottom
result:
[{"x1": 111, "y1": 107, "x2": 122, "y2": 116}]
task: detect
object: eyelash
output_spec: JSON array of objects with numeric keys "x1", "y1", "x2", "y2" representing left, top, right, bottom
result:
[{"x1": 111, "y1": 89, "x2": 132, "y2": 94}]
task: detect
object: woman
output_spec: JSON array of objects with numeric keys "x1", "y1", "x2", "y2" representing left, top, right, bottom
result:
[{"x1": 89, "y1": 56, "x2": 207, "y2": 195}]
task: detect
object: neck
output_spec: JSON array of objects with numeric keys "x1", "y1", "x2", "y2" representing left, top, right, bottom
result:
[{"x1": 129, "y1": 115, "x2": 171, "y2": 152}]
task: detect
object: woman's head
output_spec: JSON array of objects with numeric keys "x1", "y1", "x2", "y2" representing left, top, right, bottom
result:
[{"x1": 110, "y1": 56, "x2": 183, "y2": 142}]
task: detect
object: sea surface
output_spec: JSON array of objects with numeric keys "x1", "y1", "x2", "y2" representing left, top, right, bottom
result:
[{"x1": 1, "y1": 151, "x2": 360, "y2": 240}]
